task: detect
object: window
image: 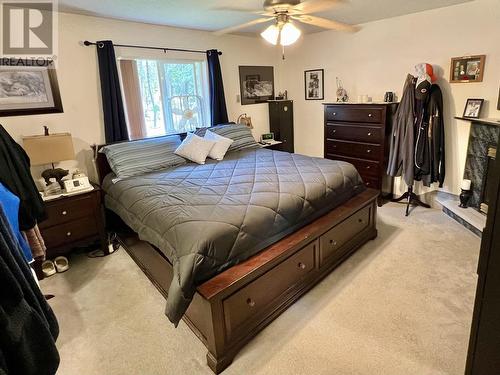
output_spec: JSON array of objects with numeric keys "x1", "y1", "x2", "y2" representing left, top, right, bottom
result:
[{"x1": 120, "y1": 58, "x2": 210, "y2": 139}]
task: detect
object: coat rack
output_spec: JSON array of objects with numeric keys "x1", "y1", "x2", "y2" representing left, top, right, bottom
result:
[{"x1": 391, "y1": 185, "x2": 431, "y2": 217}]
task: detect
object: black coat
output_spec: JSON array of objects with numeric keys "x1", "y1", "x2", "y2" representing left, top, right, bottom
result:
[
  {"x1": 0, "y1": 206, "x2": 59, "y2": 375},
  {"x1": 0, "y1": 125, "x2": 46, "y2": 230},
  {"x1": 414, "y1": 85, "x2": 446, "y2": 187}
]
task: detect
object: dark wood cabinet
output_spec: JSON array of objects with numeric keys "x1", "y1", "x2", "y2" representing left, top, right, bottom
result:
[
  {"x1": 323, "y1": 103, "x2": 397, "y2": 200},
  {"x1": 465, "y1": 131, "x2": 500, "y2": 375},
  {"x1": 39, "y1": 184, "x2": 107, "y2": 259},
  {"x1": 268, "y1": 100, "x2": 294, "y2": 153}
]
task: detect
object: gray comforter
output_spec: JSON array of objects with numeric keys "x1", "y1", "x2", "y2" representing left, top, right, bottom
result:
[{"x1": 104, "y1": 148, "x2": 364, "y2": 325}]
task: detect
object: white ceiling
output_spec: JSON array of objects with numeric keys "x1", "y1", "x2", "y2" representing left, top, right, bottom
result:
[{"x1": 59, "y1": 0, "x2": 473, "y2": 34}]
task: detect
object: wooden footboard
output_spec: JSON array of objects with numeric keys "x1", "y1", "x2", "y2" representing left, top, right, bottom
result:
[{"x1": 117, "y1": 188, "x2": 379, "y2": 374}]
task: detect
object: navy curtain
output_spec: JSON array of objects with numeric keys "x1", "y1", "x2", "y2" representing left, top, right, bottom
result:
[
  {"x1": 96, "y1": 41, "x2": 129, "y2": 143},
  {"x1": 206, "y1": 50, "x2": 228, "y2": 126}
]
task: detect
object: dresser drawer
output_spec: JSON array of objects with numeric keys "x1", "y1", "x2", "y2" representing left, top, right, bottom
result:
[
  {"x1": 41, "y1": 194, "x2": 95, "y2": 229},
  {"x1": 331, "y1": 155, "x2": 380, "y2": 178},
  {"x1": 325, "y1": 106, "x2": 384, "y2": 124},
  {"x1": 326, "y1": 140, "x2": 381, "y2": 161},
  {"x1": 319, "y1": 205, "x2": 371, "y2": 266},
  {"x1": 42, "y1": 217, "x2": 98, "y2": 249},
  {"x1": 326, "y1": 123, "x2": 383, "y2": 143},
  {"x1": 360, "y1": 175, "x2": 380, "y2": 189},
  {"x1": 223, "y1": 240, "x2": 317, "y2": 339}
]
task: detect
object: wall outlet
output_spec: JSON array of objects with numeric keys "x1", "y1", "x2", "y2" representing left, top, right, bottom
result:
[{"x1": 236, "y1": 94, "x2": 241, "y2": 103}]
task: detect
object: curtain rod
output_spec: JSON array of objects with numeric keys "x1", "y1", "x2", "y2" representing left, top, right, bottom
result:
[{"x1": 83, "y1": 41, "x2": 222, "y2": 55}]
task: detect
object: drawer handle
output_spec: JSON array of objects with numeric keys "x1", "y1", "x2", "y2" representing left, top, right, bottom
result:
[
  {"x1": 298, "y1": 262, "x2": 307, "y2": 270},
  {"x1": 358, "y1": 218, "x2": 363, "y2": 223},
  {"x1": 366, "y1": 182, "x2": 371, "y2": 186},
  {"x1": 366, "y1": 166, "x2": 371, "y2": 169},
  {"x1": 332, "y1": 129, "x2": 336, "y2": 133},
  {"x1": 62, "y1": 210, "x2": 68, "y2": 216},
  {"x1": 332, "y1": 112, "x2": 337, "y2": 116},
  {"x1": 66, "y1": 231, "x2": 72, "y2": 237},
  {"x1": 246, "y1": 298, "x2": 255, "y2": 308},
  {"x1": 367, "y1": 132, "x2": 372, "y2": 136},
  {"x1": 368, "y1": 113, "x2": 373, "y2": 117},
  {"x1": 367, "y1": 149, "x2": 372, "y2": 153},
  {"x1": 329, "y1": 239, "x2": 338, "y2": 246}
]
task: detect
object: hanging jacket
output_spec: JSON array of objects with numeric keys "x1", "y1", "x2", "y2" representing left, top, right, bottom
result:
[
  {"x1": 0, "y1": 125, "x2": 46, "y2": 230},
  {"x1": 0, "y1": 183, "x2": 33, "y2": 262},
  {"x1": 387, "y1": 74, "x2": 416, "y2": 186},
  {"x1": 414, "y1": 84, "x2": 446, "y2": 187},
  {"x1": 0, "y1": 206, "x2": 59, "y2": 375}
]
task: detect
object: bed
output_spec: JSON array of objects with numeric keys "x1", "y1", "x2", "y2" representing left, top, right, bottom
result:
[{"x1": 95, "y1": 136, "x2": 378, "y2": 374}]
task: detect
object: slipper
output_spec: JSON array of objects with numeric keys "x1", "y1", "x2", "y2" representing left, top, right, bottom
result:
[
  {"x1": 54, "y1": 256, "x2": 69, "y2": 273},
  {"x1": 42, "y1": 260, "x2": 56, "y2": 277}
]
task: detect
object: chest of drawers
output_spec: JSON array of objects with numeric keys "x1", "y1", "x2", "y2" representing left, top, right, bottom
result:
[{"x1": 323, "y1": 103, "x2": 397, "y2": 201}]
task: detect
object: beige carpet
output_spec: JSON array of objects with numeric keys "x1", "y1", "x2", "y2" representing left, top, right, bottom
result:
[{"x1": 42, "y1": 203, "x2": 480, "y2": 375}]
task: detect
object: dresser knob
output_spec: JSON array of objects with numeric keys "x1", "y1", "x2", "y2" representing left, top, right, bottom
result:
[
  {"x1": 332, "y1": 112, "x2": 337, "y2": 116},
  {"x1": 62, "y1": 211, "x2": 67, "y2": 216},
  {"x1": 66, "y1": 232, "x2": 72, "y2": 237},
  {"x1": 367, "y1": 149, "x2": 372, "y2": 153},
  {"x1": 298, "y1": 262, "x2": 306, "y2": 270},
  {"x1": 329, "y1": 239, "x2": 337, "y2": 246},
  {"x1": 368, "y1": 113, "x2": 373, "y2": 117},
  {"x1": 366, "y1": 166, "x2": 371, "y2": 169},
  {"x1": 366, "y1": 182, "x2": 371, "y2": 186},
  {"x1": 332, "y1": 129, "x2": 336, "y2": 133},
  {"x1": 358, "y1": 218, "x2": 363, "y2": 223},
  {"x1": 246, "y1": 298, "x2": 255, "y2": 307},
  {"x1": 367, "y1": 132, "x2": 372, "y2": 136}
]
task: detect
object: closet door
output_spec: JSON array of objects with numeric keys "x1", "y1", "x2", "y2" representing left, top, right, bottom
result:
[{"x1": 465, "y1": 132, "x2": 500, "y2": 375}]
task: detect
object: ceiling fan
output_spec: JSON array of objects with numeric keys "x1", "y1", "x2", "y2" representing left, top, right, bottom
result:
[{"x1": 213, "y1": 0, "x2": 359, "y2": 46}]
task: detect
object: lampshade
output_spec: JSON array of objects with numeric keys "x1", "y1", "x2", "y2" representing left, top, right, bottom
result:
[
  {"x1": 280, "y1": 22, "x2": 301, "y2": 46},
  {"x1": 22, "y1": 133, "x2": 75, "y2": 166},
  {"x1": 261, "y1": 24, "x2": 280, "y2": 45}
]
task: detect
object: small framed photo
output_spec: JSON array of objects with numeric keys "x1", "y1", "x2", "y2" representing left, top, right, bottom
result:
[
  {"x1": 305, "y1": 69, "x2": 324, "y2": 100},
  {"x1": 0, "y1": 59, "x2": 63, "y2": 117},
  {"x1": 450, "y1": 55, "x2": 486, "y2": 83},
  {"x1": 463, "y1": 98, "x2": 484, "y2": 119}
]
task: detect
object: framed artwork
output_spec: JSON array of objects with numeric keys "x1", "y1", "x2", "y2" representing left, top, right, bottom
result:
[
  {"x1": 497, "y1": 87, "x2": 500, "y2": 110},
  {"x1": 450, "y1": 55, "x2": 486, "y2": 83},
  {"x1": 305, "y1": 69, "x2": 324, "y2": 100},
  {"x1": 463, "y1": 98, "x2": 484, "y2": 119},
  {"x1": 239, "y1": 66, "x2": 274, "y2": 105},
  {"x1": 0, "y1": 59, "x2": 63, "y2": 117}
]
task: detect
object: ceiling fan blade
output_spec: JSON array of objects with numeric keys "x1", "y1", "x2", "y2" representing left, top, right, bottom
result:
[
  {"x1": 292, "y1": 0, "x2": 343, "y2": 14},
  {"x1": 293, "y1": 15, "x2": 359, "y2": 32},
  {"x1": 213, "y1": 18, "x2": 273, "y2": 36}
]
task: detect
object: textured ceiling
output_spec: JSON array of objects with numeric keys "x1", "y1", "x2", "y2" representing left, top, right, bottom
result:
[{"x1": 59, "y1": 0, "x2": 473, "y2": 34}]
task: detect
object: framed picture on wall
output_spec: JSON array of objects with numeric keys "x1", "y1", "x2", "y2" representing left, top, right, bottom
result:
[
  {"x1": 463, "y1": 98, "x2": 484, "y2": 119},
  {"x1": 449, "y1": 55, "x2": 486, "y2": 83},
  {"x1": 239, "y1": 66, "x2": 274, "y2": 105},
  {"x1": 0, "y1": 59, "x2": 63, "y2": 117},
  {"x1": 304, "y1": 69, "x2": 324, "y2": 100}
]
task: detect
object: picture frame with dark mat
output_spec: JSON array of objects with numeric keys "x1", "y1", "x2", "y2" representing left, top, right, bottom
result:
[
  {"x1": 449, "y1": 55, "x2": 486, "y2": 83},
  {"x1": 463, "y1": 98, "x2": 484, "y2": 119},
  {"x1": 239, "y1": 66, "x2": 274, "y2": 105},
  {"x1": 304, "y1": 69, "x2": 324, "y2": 100},
  {"x1": 0, "y1": 59, "x2": 63, "y2": 117}
]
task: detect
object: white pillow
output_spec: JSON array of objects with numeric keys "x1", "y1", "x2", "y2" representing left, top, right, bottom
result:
[
  {"x1": 174, "y1": 133, "x2": 216, "y2": 164},
  {"x1": 204, "y1": 129, "x2": 234, "y2": 160}
]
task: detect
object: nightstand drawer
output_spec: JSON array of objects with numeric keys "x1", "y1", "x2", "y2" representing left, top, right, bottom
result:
[
  {"x1": 42, "y1": 217, "x2": 98, "y2": 249},
  {"x1": 41, "y1": 194, "x2": 95, "y2": 228}
]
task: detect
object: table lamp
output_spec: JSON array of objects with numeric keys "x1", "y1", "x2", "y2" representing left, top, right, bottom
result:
[{"x1": 23, "y1": 130, "x2": 75, "y2": 189}]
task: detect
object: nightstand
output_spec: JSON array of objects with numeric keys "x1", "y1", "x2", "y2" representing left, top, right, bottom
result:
[{"x1": 38, "y1": 184, "x2": 107, "y2": 263}]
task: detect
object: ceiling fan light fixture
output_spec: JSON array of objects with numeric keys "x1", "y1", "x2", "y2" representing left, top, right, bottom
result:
[
  {"x1": 279, "y1": 21, "x2": 301, "y2": 46},
  {"x1": 261, "y1": 24, "x2": 280, "y2": 45}
]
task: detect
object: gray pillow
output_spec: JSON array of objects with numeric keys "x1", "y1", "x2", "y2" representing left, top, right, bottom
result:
[
  {"x1": 101, "y1": 135, "x2": 187, "y2": 178},
  {"x1": 195, "y1": 124, "x2": 259, "y2": 152}
]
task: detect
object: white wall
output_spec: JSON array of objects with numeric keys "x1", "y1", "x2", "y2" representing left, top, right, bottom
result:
[
  {"x1": 1, "y1": 12, "x2": 280, "y2": 181},
  {"x1": 280, "y1": 0, "x2": 500, "y2": 196}
]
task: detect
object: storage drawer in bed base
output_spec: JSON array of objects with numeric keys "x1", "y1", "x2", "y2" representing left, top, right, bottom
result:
[{"x1": 116, "y1": 188, "x2": 379, "y2": 374}]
